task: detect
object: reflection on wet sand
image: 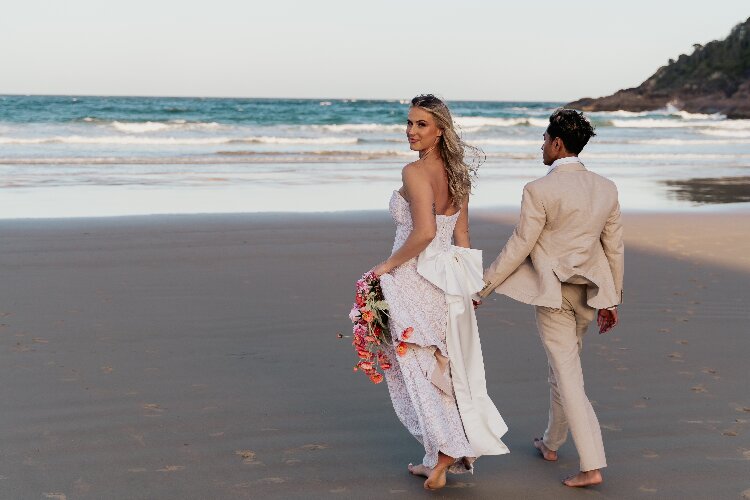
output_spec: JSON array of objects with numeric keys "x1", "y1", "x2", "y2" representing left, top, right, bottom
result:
[{"x1": 663, "y1": 176, "x2": 750, "y2": 204}]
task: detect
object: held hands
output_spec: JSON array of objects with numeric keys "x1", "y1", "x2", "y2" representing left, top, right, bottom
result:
[{"x1": 597, "y1": 307, "x2": 619, "y2": 334}]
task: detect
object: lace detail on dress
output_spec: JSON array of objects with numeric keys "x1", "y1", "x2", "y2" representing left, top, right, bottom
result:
[{"x1": 380, "y1": 190, "x2": 475, "y2": 473}]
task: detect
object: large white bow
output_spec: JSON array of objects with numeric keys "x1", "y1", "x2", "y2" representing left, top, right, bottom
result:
[{"x1": 417, "y1": 243, "x2": 510, "y2": 457}]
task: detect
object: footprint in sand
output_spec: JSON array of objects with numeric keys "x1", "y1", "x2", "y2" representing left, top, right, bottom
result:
[
  {"x1": 256, "y1": 477, "x2": 286, "y2": 484},
  {"x1": 668, "y1": 352, "x2": 684, "y2": 361},
  {"x1": 741, "y1": 449, "x2": 750, "y2": 460},
  {"x1": 677, "y1": 340, "x2": 689, "y2": 345},
  {"x1": 639, "y1": 486, "x2": 658, "y2": 493},
  {"x1": 101, "y1": 366, "x2": 113, "y2": 374},
  {"x1": 128, "y1": 468, "x2": 147, "y2": 473},
  {"x1": 300, "y1": 444, "x2": 328, "y2": 451},
  {"x1": 691, "y1": 384, "x2": 708, "y2": 394},
  {"x1": 601, "y1": 424, "x2": 622, "y2": 431},
  {"x1": 742, "y1": 488, "x2": 750, "y2": 499},
  {"x1": 32, "y1": 338, "x2": 48, "y2": 344},
  {"x1": 142, "y1": 403, "x2": 165, "y2": 417},
  {"x1": 285, "y1": 459, "x2": 301, "y2": 465},
  {"x1": 722, "y1": 430, "x2": 739, "y2": 437},
  {"x1": 43, "y1": 494, "x2": 67, "y2": 500},
  {"x1": 634, "y1": 400, "x2": 648, "y2": 409},
  {"x1": 642, "y1": 450, "x2": 659, "y2": 459},
  {"x1": 156, "y1": 465, "x2": 185, "y2": 472},
  {"x1": 657, "y1": 328, "x2": 671, "y2": 334},
  {"x1": 235, "y1": 450, "x2": 263, "y2": 465},
  {"x1": 329, "y1": 487, "x2": 348, "y2": 493}
]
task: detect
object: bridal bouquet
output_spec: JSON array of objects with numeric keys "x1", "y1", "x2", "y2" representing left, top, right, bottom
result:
[{"x1": 349, "y1": 271, "x2": 393, "y2": 384}]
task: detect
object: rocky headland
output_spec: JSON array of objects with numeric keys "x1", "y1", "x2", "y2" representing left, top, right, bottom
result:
[{"x1": 568, "y1": 17, "x2": 750, "y2": 118}]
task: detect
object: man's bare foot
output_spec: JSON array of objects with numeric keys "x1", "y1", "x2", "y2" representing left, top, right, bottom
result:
[
  {"x1": 533, "y1": 438, "x2": 558, "y2": 461},
  {"x1": 407, "y1": 463, "x2": 431, "y2": 478},
  {"x1": 562, "y1": 469, "x2": 603, "y2": 487},
  {"x1": 423, "y1": 453, "x2": 453, "y2": 490}
]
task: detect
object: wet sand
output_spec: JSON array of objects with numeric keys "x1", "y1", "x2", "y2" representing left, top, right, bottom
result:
[{"x1": 0, "y1": 211, "x2": 748, "y2": 499}]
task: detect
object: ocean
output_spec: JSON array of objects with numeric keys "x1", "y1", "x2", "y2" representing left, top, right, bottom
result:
[{"x1": 0, "y1": 95, "x2": 748, "y2": 218}]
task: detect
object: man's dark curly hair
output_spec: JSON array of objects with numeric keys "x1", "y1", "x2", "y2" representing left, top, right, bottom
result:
[{"x1": 546, "y1": 108, "x2": 596, "y2": 154}]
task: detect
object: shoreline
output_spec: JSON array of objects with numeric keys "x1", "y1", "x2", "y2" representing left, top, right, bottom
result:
[{"x1": 0, "y1": 201, "x2": 748, "y2": 221}]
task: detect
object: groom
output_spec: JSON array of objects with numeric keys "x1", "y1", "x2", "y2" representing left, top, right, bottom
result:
[{"x1": 478, "y1": 109, "x2": 624, "y2": 487}]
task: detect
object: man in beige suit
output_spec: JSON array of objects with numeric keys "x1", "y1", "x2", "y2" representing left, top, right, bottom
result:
[{"x1": 479, "y1": 109, "x2": 624, "y2": 488}]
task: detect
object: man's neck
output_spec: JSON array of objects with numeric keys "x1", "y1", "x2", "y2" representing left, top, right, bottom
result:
[{"x1": 547, "y1": 155, "x2": 580, "y2": 174}]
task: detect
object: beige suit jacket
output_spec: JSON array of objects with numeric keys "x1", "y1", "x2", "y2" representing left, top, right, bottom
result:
[{"x1": 479, "y1": 161, "x2": 624, "y2": 309}]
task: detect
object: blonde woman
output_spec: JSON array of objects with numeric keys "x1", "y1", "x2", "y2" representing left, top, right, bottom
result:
[{"x1": 372, "y1": 94, "x2": 508, "y2": 490}]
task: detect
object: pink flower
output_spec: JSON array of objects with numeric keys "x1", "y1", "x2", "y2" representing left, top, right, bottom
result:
[
  {"x1": 401, "y1": 327, "x2": 413, "y2": 340},
  {"x1": 348, "y1": 305, "x2": 361, "y2": 323},
  {"x1": 369, "y1": 372, "x2": 384, "y2": 384}
]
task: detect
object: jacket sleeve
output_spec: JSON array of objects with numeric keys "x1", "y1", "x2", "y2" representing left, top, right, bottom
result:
[
  {"x1": 600, "y1": 198, "x2": 624, "y2": 304},
  {"x1": 480, "y1": 184, "x2": 546, "y2": 298}
]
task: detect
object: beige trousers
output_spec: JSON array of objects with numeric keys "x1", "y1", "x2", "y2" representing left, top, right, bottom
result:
[{"x1": 535, "y1": 283, "x2": 607, "y2": 471}]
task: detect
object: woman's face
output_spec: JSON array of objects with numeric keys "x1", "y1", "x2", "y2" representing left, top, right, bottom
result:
[{"x1": 406, "y1": 106, "x2": 442, "y2": 152}]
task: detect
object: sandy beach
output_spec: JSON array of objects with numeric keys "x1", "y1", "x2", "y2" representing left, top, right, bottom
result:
[{"x1": 0, "y1": 210, "x2": 748, "y2": 499}]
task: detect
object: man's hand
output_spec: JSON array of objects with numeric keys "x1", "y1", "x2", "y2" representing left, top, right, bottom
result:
[
  {"x1": 478, "y1": 279, "x2": 495, "y2": 299},
  {"x1": 597, "y1": 308, "x2": 618, "y2": 334}
]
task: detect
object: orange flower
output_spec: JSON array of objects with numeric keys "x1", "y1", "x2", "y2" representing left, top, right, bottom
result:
[
  {"x1": 369, "y1": 372, "x2": 384, "y2": 384},
  {"x1": 357, "y1": 349, "x2": 373, "y2": 360},
  {"x1": 380, "y1": 362, "x2": 391, "y2": 370},
  {"x1": 361, "y1": 309, "x2": 374, "y2": 323},
  {"x1": 359, "y1": 361, "x2": 374, "y2": 371},
  {"x1": 396, "y1": 341, "x2": 408, "y2": 357},
  {"x1": 401, "y1": 327, "x2": 413, "y2": 340}
]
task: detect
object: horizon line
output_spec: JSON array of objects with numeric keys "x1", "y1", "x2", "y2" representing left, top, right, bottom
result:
[{"x1": 0, "y1": 92, "x2": 570, "y2": 103}]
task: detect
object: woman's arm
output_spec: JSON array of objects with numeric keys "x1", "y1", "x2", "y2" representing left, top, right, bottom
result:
[
  {"x1": 452, "y1": 195, "x2": 470, "y2": 248},
  {"x1": 373, "y1": 165, "x2": 437, "y2": 275}
]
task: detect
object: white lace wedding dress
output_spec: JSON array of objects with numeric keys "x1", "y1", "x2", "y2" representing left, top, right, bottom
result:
[{"x1": 379, "y1": 190, "x2": 508, "y2": 473}]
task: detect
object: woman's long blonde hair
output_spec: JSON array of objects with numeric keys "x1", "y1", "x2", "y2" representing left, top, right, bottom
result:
[{"x1": 411, "y1": 94, "x2": 483, "y2": 206}]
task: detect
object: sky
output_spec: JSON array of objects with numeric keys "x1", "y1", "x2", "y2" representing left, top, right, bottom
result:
[{"x1": 1, "y1": 0, "x2": 748, "y2": 101}]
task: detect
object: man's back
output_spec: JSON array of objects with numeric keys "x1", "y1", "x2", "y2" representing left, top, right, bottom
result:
[{"x1": 482, "y1": 161, "x2": 623, "y2": 309}]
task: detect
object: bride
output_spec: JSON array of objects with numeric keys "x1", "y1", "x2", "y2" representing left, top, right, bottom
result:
[{"x1": 372, "y1": 94, "x2": 508, "y2": 490}]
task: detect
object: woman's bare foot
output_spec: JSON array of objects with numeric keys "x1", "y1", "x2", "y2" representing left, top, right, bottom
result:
[
  {"x1": 407, "y1": 463, "x2": 431, "y2": 478},
  {"x1": 533, "y1": 438, "x2": 558, "y2": 461},
  {"x1": 423, "y1": 453, "x2": 453, "y2": 490},
  {"x1": 562, "y1": 469, "x2": 603, "y2": 487}
]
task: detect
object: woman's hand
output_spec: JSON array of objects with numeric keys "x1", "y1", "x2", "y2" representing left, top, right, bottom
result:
[{"x1": 372, "y1": 261, "x2": 391, "y2": 277}]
